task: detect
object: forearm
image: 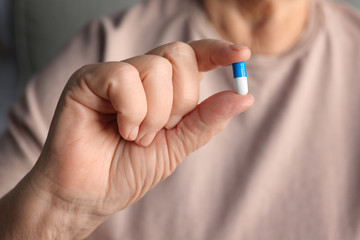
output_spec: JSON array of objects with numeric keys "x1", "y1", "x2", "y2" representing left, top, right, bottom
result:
[{"x1": 0, "y1": 172, "x2": 103, "y2": 240}]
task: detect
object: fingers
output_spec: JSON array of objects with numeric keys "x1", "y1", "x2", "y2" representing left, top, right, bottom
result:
[
  {"x1": 71, "y1": 62, "x2": 148, "y2": 141},
  {"x1": 147, "y1": 40, "x2": 251, "y2": 129},
  {"x1": 124, "y1": 56, "x2": 173, "y2": 146},
  {"x1": 168, "y1": 92, "x2": 255, "y2": 156},
  {"x1": 189, "y1": 39, "x2": 251, "y2": 72},
  {"x1": 73, "y1": 58, "x2": 174, "y2": 145},
  {"x1": 148, "y1": 42, "x2": 201, "y2": 129},
  {"x1": 69, "y1": 39, "x2": 252, "y2": 147}
]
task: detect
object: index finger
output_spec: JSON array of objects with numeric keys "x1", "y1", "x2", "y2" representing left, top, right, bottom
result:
[{"x1": 188, "y1": 39, "x2": 251, "y2": 72}]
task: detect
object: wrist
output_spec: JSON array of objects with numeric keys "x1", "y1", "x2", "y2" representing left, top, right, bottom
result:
[{"x1": 0, "y1": 171, "x2": 105, "y2": 240}]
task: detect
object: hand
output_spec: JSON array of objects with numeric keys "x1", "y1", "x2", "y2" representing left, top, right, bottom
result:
[{"x1": 20, "y1": 40, "x2": 254, "y2": 238}]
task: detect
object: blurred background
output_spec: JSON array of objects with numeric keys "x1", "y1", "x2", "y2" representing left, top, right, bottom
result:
[
  {"x1": 0, "y1": 0, "x2": 140, "y2": 133},
  {"x1": 0, "y1": 0, "x2": 359, "y2": 134}
]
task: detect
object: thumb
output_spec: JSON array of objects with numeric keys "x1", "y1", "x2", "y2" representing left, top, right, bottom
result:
[{"x1": 168, "y1": 91, "x2": 255, "y2": 156}]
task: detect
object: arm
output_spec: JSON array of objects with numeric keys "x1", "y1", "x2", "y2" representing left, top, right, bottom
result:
[
  {"x1": 0, "y1": 40, "x2": 254, "y2": 239},
  {"x1": 0, "y1": 173, "x2": 101, "y2": 239}
]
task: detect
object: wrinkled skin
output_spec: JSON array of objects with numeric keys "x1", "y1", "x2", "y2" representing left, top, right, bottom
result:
[{"x1": 15, "y1": 39, "x2": 254, "y2": 239}]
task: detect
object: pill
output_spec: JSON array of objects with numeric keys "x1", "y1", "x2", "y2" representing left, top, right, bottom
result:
[{"x1": 232, "y1": 61, "x2": 248, "y2": 95}]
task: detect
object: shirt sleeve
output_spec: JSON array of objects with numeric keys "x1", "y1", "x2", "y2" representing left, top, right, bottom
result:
[{"x1": 0, "y1": 18, "x2": 107, "y2": 197}]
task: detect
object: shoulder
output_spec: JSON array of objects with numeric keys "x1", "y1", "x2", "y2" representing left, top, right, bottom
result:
[
  {"x1": 321, "y1": 0, "x2": 360, "y2": 39},
  {"x1": 313, "y1": 0, "x2": 360, "y2": 66},
  {"x1": 97, "y1": 0, "x2": 200, "y2": 61}
]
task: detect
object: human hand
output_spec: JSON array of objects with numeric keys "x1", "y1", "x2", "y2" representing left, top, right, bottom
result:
[{"x1": 18, "y1": 40, "x2": 254, "y2": 239}]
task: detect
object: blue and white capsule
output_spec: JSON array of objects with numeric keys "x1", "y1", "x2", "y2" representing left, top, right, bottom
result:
[{"x1": 232, "y1": 61, "x2": 248, "y2": 95}]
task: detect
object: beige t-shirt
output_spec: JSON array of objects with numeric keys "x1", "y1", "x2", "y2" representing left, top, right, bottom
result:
[{"x1": 1, "y1": 0, "x2": 360, "y2": 239}]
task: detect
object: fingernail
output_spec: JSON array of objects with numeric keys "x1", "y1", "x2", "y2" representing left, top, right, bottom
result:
[
  {"x1": 229, "y1": 44, "x2": 248, "y2": 51},
  {"x1": 139, "y1": 132, "x2": 156, "y2": 146},
  {"x1": 165, "y1": 115, "x2": 182, "y2": 129},
  {"x1": 128, "y1": 126, "x2": 139, "y2": 141}
]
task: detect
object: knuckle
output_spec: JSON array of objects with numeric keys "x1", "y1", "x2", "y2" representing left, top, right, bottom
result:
[
  {"x1": 165, "y1": 41, "x2": 194, "y2": 59},
  {"x1": 104, "y1": 62, "x2": 141, "y2": 92},
  {"x1": 76, "y1": 64, "x2": 91, "y2": 74},
  {"x1": 108, "y1": 62, "x2": 139, "y2": 80},
  {"x1": 147, "y1": 56, "x2": 173, "y2": 75},
  {"x1": 71, "y1": 64, "x2": 94, "y2": 81}
]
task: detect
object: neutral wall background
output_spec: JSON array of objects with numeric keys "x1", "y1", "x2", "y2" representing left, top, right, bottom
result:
[{"x1": 0, "y1": 0, "x2": 17, "y2": 134}]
